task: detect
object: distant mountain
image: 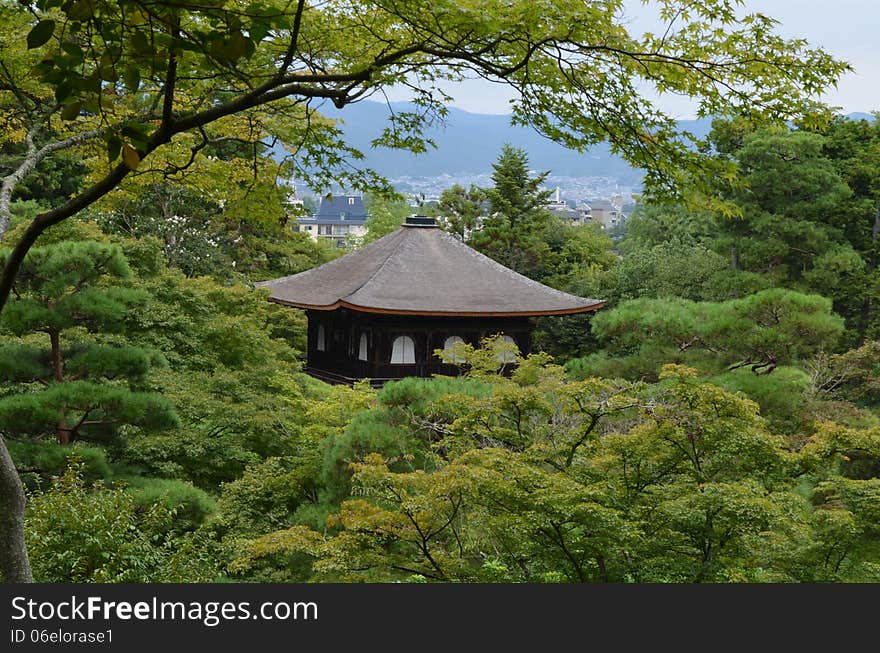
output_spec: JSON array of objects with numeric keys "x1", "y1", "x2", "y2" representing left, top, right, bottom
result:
[
  {"x1": 293, "y1": 102, "x2": 873, "y2": 186},
  {"x1": 316, "y1": 101, "x2": 713, "y2": 186},
  {"x1": 846, "y1": 111, "x2": 876, "y2": 122}
]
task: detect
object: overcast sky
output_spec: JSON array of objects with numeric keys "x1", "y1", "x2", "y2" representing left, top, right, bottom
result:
[{"x1": 389, "y1": 1, "x2": 878, "y2": 117}]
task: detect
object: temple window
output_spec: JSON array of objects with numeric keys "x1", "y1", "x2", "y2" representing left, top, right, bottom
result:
[
  {"x1": 358, "y1": 333, "x2": 369, "y2": 361},
  {"x1": 390, "y1": 335, "x2": 416, "y2": 364},
  {"x1": 442, "y1": 335, "x2": 466, "y2": 363},
  {"x1": 316, "y1": 324, "x2": 326, "y2": 351}
]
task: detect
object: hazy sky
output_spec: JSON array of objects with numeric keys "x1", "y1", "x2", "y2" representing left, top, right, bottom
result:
[{"x1": 389, "y1": 1, "x2": 878, "y2": 117}]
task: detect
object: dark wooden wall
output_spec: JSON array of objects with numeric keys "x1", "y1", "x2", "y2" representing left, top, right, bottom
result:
[{"x1": 305, "y1": 308, "x2": 534, "y2": 384}]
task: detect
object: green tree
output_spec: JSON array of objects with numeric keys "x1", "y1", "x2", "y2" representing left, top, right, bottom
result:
[
  {"x1": 231, "y1": 355, "x2": 880, "y2": 583},
  {"x1": 438, "y1": 184, "x2": 485, "y2": 241},
  {"x1": 212, "y1": 381, "x2": 375, "y2": 579},
  {"x1": 798, "y1": 423, "x2": 880, "y2": 579},
  {"x1": 619, "y1": 203, "x2": 718, "y2": 251},
  {"x1": 569, "y1": 288, "x2": 845, "y2": 381},
  {"x1": 820, "y1": 116, "x2": 880, "y2": 341},
  {"x1": 542, "y1": 223, "x2": 619, "y2": 291},
  {"x1": 806, "y1": 340, "x2": 880, "y2": 407},
  {"x1": 714, "y1": 128, "x2": 852, "y2": 279},
  {"x1": 613, "y1": 241, "x2": 767, "y2": 303},
  {"x1": 628, "y1": 121, "x2": 880, "y2": 342},
  {"x1": 95, "y1": 182, "x2": 332, "y2": 280},
  {"x1": 96, "y1": 183, "x2": 228, "y2": 276},
  {"x1": 0, "y1": 240, "x2": 177, "y2": 445},
  {"x1": 615, "y1": 117, "x2": 880, "y2": 359},
  {"x1": 532, "y1": 224, "x2": 620, "y2": 359},
  {"x1": 471, "y1": 145, "x2": 553, "y2": 278},
  {"x1": 108, "y1": 237, "x2": 312, "y2": 489}
]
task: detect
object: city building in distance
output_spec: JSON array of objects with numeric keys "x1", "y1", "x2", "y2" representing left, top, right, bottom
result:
[{"x1": 295, "y1": 194, "x2": 368, "y2": 247}]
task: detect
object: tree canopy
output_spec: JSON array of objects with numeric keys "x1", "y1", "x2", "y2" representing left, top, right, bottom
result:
[
  {"x1": 0, "y1": 0, "x2": 865, "y2": 584},
  {"x1": 0, "y1": 0, "x2": 852, "y2": 304},
  {"x1": 230, "y1": 352, "x2": 880, "y2": 583}
]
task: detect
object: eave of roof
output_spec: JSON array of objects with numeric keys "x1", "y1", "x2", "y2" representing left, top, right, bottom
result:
[{"x1": 267, "y1": 296, "x2": 605, "y2": 317}]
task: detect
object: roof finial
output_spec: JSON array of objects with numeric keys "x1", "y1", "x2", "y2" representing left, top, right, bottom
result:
[{"x1": 404, "y1": 215, "x2": 437, "y2": 227}]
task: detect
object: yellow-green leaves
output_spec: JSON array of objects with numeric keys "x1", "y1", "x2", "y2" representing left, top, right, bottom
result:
[
  {"x1": 60, "y1": 101, "x2": 81, "y2": 121},
  {"x1": 7, "y1": 0, "x2": 853, "y2": 210},
  {"x1": 122, "y1": 143, "x2": 140, "y2": 170}
]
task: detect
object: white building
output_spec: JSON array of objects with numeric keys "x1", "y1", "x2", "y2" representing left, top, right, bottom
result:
[
  {"x1": 296, "y1": 194, "x2": 369, "y2": 247},
  {"x1": 589, "y1": 197, "x2": 626, "y2": 229},
  {"x1": 546, "y1": 187, "x2": 592, "y2": 225}
]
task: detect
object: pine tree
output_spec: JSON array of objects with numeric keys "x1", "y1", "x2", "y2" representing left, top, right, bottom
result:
[
  {"x1": 0, "y1": 241, "x2": 177, "y2": 445},
  {"x1": 438, "y1": 184, "x2": 484, "y2": 241},
  {"x1": 471, "y1": 145, "x2": 554, "y2": 279}
]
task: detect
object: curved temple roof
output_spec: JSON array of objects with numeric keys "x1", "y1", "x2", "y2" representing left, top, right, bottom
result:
[{"x1": 258, "y1": 221, "x2": 604, "y2": 317}]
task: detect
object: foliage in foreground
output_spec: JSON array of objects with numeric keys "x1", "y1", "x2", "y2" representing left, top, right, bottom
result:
[
  {"x1": 26, "y1": 461, "x2": 218, "y2": 583},
  {"x1": 229, "y1": 346, "x2": 880, "y2": 583}
]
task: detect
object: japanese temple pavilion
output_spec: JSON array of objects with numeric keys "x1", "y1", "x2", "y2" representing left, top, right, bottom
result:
[{"x1": 259, "y1": 216, "x2": 604, "y2": 384}]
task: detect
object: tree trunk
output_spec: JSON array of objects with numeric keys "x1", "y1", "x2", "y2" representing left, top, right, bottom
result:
[
  {"x1": 50, "y1": 329, "x2": 63, "y2": 381},
  {"x1": 857, "y1": 204, "x2": 880, "y2": 344},
  {"x1": 730, "y1": 246, "x2": 741, "y2": 271},
  {"x1": 56, "y1": 424, "x2": 71, "y2": 445},
  {"x1": 49, "y1": 329, "x2": 71, "y2": 443},
  {"x1": 0, "y1": 436, "x2": 33, "y2": 583}
]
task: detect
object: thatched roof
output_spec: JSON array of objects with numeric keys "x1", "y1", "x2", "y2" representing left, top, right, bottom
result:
[{"x1": 258, "y1": 219, "x2": 604, "y2": 317}]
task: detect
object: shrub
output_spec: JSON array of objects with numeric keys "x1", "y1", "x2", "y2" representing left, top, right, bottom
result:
[
  {"x1": 26, "y1": 460, "x2": 218, "y2": 582},
  {"x1": 8, "y1": 441, "x2": 111, "y2": 490},
  {"x1": 122, "y1": 476, "x2": 217, "y2": 533}
]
